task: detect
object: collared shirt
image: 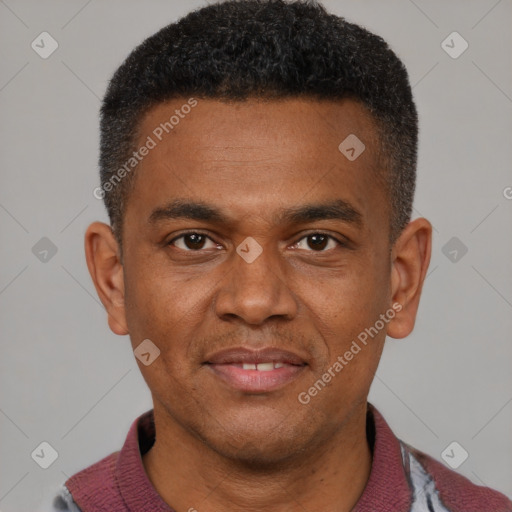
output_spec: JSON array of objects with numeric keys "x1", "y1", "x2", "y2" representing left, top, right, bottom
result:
[{"x1": 51, "y1": 403, "x2": 512, "y2": 512}]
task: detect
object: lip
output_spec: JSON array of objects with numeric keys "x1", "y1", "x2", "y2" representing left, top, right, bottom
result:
[
  {"x1": 205, "y1": 347, "x2": 306, "y2": 365},
  {"x1": 204, "y1": 347, "x2": 307, "y2": 393}
]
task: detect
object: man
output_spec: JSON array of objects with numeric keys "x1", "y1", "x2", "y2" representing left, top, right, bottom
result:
[{"x1": 52, "y1": 1, "x2": 512, "y2": 511}]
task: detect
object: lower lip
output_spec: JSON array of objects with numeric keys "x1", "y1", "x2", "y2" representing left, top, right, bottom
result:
[{"x1": 206, "y1": 363, "x2": 306, "y2": 393}]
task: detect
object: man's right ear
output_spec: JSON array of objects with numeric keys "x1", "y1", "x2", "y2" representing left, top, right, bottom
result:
[{"x1": 84, "y1": 222, "x2": 129, "y2": 336}]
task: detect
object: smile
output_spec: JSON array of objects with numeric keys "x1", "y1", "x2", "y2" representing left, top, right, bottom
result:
[
  {"x1": 204, "y1": 347, "x2": 307, "y2": 393},
  {"x1": 232, "y1": 362, "x2": 290, "y2": 370}
]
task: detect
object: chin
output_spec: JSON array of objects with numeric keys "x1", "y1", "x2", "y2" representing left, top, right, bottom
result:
[
  {"x1": 196, "y1": 416, "x2": 316, "y2": 469},
  {"x1": 214, "y1": 439, "x2": 304, "y2": 469}
]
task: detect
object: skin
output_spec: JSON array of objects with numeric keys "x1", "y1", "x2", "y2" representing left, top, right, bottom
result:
[{"x1": 85, "y1": 97, "x2": 432, "y2": 512}]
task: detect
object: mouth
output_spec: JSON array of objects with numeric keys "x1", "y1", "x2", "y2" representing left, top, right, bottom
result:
[{"x1": 203, "y1": 347, "x2": 307, "y2": 393}]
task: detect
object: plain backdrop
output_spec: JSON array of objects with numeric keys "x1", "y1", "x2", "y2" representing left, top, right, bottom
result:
[{"x1": 0, "y1": 1, "x2": 511, "y2": 511}]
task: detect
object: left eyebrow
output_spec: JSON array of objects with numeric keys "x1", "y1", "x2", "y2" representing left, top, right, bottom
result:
[{"x1": 273, "y1": 199, "x2": 363, "y2": 228}]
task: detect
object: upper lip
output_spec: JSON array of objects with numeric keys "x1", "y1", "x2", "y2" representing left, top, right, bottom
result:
[{"x1": 205, "y1": 347, "x2": 307, "y2": 365}]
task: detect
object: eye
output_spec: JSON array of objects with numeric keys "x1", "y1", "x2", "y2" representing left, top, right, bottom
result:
[
  {"x1": 292, "y1": 233, "x2": 342, "y2": 252},
  {"x1": 168, "y1": 232, "x2": 220, "y2": 251},
  {"x1": 168, "y1": 231, "x2": 345, "y2": 253}
]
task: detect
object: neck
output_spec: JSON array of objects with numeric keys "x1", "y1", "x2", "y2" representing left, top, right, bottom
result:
[{"x1": 142, "y1": 401, "x2": 372, "y2": 512}]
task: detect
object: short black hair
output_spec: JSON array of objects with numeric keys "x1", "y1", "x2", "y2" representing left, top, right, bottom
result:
[{"x1": 99, "y1": 0, "x2": 417, "y2": 250}]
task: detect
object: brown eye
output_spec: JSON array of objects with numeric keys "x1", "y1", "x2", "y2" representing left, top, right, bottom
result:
[
  {"x1": 293, "y1": 233, "x2": 339, "y2": 252},
  {"x1": 170, "y1": 233, "x2": 217, "y2": 251},
  {"x1": 307, "y1": 234, "x2": 329, "y2": 251}
]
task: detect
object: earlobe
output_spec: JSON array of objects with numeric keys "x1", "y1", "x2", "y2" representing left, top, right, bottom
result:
[
  {"x1": 387, "y1": 218, "x2": 432, "y2": 339},
  {"x1": 84, "y1": 222, "x2": 129, "y2": 336}
]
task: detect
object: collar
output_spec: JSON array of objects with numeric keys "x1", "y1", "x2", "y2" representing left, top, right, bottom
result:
[
  {"x1": 353, "y1": 403, "x2": 412, "y2": 511},
  {"x1": 115, "y1": 403, "x2": 412, "y2": 511},
  {"x1": 115, "y1": 410, "x2": 172, "y2": 511}
]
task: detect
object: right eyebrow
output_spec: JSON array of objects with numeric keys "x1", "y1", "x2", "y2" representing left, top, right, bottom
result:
[{"x1": 148, "y1": 199, "x2": 227, "y2": 225}]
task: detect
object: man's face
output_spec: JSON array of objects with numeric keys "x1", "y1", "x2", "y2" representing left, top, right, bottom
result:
[{"x1": 121, "y1": 98, "x2": 393, "y2": 463}]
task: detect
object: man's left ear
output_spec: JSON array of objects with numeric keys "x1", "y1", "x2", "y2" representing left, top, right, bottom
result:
[{"x1": 387, "y1": 217, "x2": 432, "y2": 339}]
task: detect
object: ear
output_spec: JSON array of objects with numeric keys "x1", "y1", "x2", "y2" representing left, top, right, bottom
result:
[
  {"x1": 84, "y1": 222, "x2": 129, "y2": 336},
  {"x1": 387, "y1": 217, "x2": 432, "y2": 339}
]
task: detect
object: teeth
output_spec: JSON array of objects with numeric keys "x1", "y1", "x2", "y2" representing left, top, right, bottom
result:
[
  {"x1": 256, "y1": 362, "x2": 274, "y2": 372},
  {"x1": 241, "y1": 362, "x2": 287, "y2": 371}
]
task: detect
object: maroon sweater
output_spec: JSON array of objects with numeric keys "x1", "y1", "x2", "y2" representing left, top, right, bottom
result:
[{"x1": 52, "y1": 404, "x2": 512, "y2": 511}]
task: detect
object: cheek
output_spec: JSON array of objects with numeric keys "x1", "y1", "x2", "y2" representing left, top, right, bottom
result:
[
  {"x1": 124, "y1": 264, "x2": 207, "y2": 335},
  {"x1": 304, "y1": 263, "x2": 388, "y2": 330},
  {"x1": 123, "y1": 266, "x2": 219, "y2": 388},
  {"x1": 125, "y1": 274, "x2": 198, "y2": 399},
  {"x1": 298, "y1": 256, "x2": 390, "y2": 374}
]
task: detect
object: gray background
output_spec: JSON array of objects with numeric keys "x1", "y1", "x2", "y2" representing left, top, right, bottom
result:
[{"x1": 0, "y1": 1, "x2": 511, "y2": 510}]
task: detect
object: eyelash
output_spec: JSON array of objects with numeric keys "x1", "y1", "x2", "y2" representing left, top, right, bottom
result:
[{"x1": 167, "y1": 231, "x2": 347, "y2": 252}]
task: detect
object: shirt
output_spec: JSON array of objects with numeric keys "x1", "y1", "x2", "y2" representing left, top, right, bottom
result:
[{"x1": 51, "y1": 403, "x2": 512, "y2": 511}]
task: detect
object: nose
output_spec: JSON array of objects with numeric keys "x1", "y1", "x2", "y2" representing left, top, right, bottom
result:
[{"x1": 213, "y1": 240, "x2": 298, "y2": 326}]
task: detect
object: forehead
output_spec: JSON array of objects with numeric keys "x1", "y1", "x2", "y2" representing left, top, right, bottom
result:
[
  {"x1": 139, "y1": 97, "x2": 379, "y2": 158},
  {"x1": 124, "y1": 97, "x2": 388, "y2": 234}
]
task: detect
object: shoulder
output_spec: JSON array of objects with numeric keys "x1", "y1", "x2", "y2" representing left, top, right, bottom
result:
[
  {"x1": 66, "y1": 451, "x2": 118, "y2": 488},
  {"x1": 50, "y1": 410, "x2": 155, "y2": 511},
  {"x1": 53, "y1": 451, "x2": 121, "y2": 511},
  {"x1": 401, "y1": 441, "x2": 512, "y2": 512}
]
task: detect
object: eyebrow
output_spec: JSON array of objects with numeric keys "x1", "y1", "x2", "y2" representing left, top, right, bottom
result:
[{"x1": 148, "y1": 198, "x2": 363, "y2": 228}]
